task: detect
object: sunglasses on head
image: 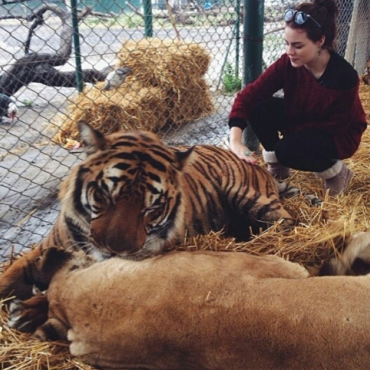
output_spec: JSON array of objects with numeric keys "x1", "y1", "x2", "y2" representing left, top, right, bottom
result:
[{"x1": 284, "y1": 9, "x2": 321, "y2": 28}]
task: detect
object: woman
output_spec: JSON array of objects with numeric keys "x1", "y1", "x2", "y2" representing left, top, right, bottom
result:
[{"x1": 228, "y1": 0, "x2": 367, "y2": 196}]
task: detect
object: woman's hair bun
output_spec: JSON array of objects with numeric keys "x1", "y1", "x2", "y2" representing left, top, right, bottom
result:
[{"x1": 313, "y1": 0, "x2": 338, "y2": 18}]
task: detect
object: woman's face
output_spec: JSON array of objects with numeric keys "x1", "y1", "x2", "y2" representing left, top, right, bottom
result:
[{"x1": 284, "y1": 26, "x2": 324, "y2": 67}]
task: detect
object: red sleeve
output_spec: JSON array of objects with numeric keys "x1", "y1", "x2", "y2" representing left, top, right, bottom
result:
[{"x1": 228, "y1": 54, "x2": 287, "y2": 128}]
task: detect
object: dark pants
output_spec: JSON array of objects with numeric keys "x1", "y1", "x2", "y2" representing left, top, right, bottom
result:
[{"x1": 248, "y1": 97, "x2": 338, "y2": 172}]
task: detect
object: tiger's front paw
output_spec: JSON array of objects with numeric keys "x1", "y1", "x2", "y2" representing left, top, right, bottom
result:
[
  {"x1": 0, "y1": 247, "x2": 43, "y2": 301},
  {"x1": 8, "y1": 294, "x2": 49, "y2": 333}
]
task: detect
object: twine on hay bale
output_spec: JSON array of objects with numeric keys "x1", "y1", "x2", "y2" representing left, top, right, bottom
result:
[{"x1": 55, "y1": 39, "x2": 214, "y2": 145}]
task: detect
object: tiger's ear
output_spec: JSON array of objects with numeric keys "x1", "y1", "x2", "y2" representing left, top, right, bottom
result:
[
  {"x1": 174, "y1": 147, "x2": 195, "y2": 170},
  {"x1": 78, "y1": 121, "x2": 107, "y2": 155}
]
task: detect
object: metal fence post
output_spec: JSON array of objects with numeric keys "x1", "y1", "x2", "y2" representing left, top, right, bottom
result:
[
  {"x1": 71, "y1": 0, "x2": 84, "y2": 93},
  {"x1": 242, "y1": 0, "x2": 264, "y2": 152},
  {"x1": 143, "y1": 0, "x2": 153, "y2": 37},
  {"x1": 235, "y1": 0, "x2": 241, "y2": 80}
]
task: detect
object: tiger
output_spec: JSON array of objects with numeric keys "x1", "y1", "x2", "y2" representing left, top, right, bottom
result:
[
  {"x1": 0, "y1": 121, "x2": 295, "y2": 303},
  {"x1": 51, "y1": 121, "x2": 294, "y2": 257}
]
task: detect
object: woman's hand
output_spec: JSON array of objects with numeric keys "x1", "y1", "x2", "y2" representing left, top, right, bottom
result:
[
  {"x1": 229, "y1": 127, "x2": 259, "y2": 164},
  {"x1": 230, "y1": 142, "x2": 258, "y2": 164}
]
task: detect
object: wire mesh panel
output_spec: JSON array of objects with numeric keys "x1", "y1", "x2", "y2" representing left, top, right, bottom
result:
[
  {"x1": 0, "y1": 0, "x2": 369, "y2": 261},
  {"x1": 339, "y1": 0, "x2": 370, "y2": 73}
]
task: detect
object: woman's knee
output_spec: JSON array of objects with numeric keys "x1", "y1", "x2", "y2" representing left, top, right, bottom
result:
[
  {"x1": 274, "y1": 137, "x2": 310, "y2": 170},
  {"x1": 275, "y1": 132, "x2": 336, "y2": 172},
  {"x1": 274, "y1": 139, "x2": 293, "y2": 166}
]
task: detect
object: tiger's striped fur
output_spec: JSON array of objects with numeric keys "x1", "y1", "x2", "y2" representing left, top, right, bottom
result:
[{"x1": 38, "y1": 122, "x2": 293, "y2": 261}]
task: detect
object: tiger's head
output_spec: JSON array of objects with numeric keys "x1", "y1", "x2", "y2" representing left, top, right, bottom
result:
[{"x1": 60, "y1": 122, "x2": 194, "y2": 260}]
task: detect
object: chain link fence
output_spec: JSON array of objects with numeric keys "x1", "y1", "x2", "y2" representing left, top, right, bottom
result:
[{"x1": 0, "y1": 0, "x2": 369, "y2": 261}]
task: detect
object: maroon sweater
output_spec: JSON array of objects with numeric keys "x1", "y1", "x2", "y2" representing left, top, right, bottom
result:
[{"x1": 229, "y1": 52, "x2": 367, "y2": 159}]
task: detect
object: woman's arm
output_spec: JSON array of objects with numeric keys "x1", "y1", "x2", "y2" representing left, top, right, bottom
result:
[
  {"x1": 229, "y1": 126, "x2": 258, "y2": 164},
  {"x1": 228, "y1": 54, "x2": 287, "y2": 162}
]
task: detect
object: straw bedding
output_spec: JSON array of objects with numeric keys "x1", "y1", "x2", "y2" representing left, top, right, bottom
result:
[
  {"x1": 55, "y1": 38, "x2": 214, "y2": 145},
  {"x1": 1, "y1": 83, "x2": 369, "y2": 370}
]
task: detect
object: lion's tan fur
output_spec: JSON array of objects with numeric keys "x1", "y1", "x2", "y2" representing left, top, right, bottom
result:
[{"x1": 28, "y1": 247, "x2": 370, "y2": 370}]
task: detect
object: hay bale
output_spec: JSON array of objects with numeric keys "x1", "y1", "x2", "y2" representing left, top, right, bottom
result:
[
  {"x1": 116, "y1": 39, "x2": 214, "y2": 124},
  {"x1": 55, "y1": 39, "x2": 214, "y2": 145},
  {"x1": 168, "y1": 78, "x2": 214, "y2": 124},
  {"x1": 116, "y1": 39, "x2": 211, "y2": 85},
  {"x1": 55, "y1": 80, "x2": 170, "y2": 144}
]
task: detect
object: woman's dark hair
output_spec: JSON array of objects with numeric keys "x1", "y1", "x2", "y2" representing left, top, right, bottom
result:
[{"x1": 285, "y1": 0, "x2": 338, "y2": 50}]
